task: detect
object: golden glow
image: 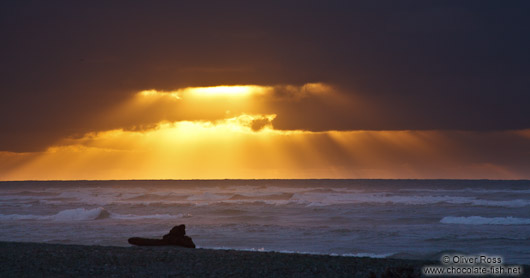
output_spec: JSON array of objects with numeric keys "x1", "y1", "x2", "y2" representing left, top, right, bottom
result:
[
  {"x1": 0, "y1": 83, "x2": 527, "y2": 180},
  {"x1": 137, "y1": 85, "x2": 271, "y2": 100},
  {"x1": 139, "y1": 89, "x2": 181, "y2": 99},
  {"x1": 1, "y1": 125, "x2": 526, "y2": 180},
  {"x1": 186, "y1": 85, "x2": 270, "y2": 97},
  {"x1": 135, "y1": 83, "x2": 333, "y2": 101}
]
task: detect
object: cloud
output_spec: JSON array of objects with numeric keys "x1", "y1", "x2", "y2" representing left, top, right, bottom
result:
[
  {"x1": 1, "y1": 1, "x2": 529, "y2": 153},
  {"x1": 250, "y1": 117, "x2": 273, "y2": 131},
  {"x1": 81, "y1": 84, "x2": 339, "y2": 137},
  {"x1": 269, "y1": 83, "x2": 333, "y2": 101}
]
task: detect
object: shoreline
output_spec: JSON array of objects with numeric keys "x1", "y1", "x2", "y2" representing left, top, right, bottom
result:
[
  {"x1": 3, "y1": 241, "x2": 528, "y2": 277},
  {"x1": 0, "y1": 241, "x2": 435, "y2": 277}
]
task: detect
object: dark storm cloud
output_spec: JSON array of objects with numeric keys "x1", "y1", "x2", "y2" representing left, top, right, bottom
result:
[{"x1": 1, "y1": 1, "x2": 529, "y2": 151}]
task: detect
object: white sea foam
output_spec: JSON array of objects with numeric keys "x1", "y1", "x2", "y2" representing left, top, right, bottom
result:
[
  {"x1": 204, "y1": 246, "x2": 392, "y2": 258},
  {"x1": 341, "y1": 252, "x2": 394, "y2": 258},
  {"x1": 470, "y1": 199, "x2": 530, "y2": 208},
  {"x1": 186, "y1": 192, "x2": 230, "y2": 201},
  {"x1": 0, "y1": 207, "x2": 108, "y2": 221},
  {"x1": 53, "y1": 207, "x2": 111, "y2": 221},
  {"x1": 0, "y1": 207, "x2": 184, "y2": 221},
  {"x1": 291, "y1": 193, "x2": 530, "y2": 208},
  {"x1": 440, "y1": 216, "x2": 530, "y2": 225},
  {"x1": 400, "y1": 188, "x2": 530, "y2": 194},
  {"x1": 111, "y1": 212, "x2": 183, "y2": 220}
]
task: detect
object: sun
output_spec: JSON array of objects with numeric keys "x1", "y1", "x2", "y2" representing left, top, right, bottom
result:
[
  {"x1": 187, "y1": 85, "x2": 269, "y2": 97},
  {"x1": 137, "y1": 85, "x2": 270, "y2": 100}
]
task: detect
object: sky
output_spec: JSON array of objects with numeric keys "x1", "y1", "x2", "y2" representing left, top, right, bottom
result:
[{"x1": 0, "y1": 1, "x2": 529, "y2": 180}]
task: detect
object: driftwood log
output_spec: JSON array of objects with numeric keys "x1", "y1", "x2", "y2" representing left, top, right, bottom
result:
[{"x1": 128, "y1": 224, "x2": 196, "y2": 248}]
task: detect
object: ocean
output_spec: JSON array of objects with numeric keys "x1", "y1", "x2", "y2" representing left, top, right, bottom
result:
[{"x1": 0, "y1": 180, "x2": 529, "y2": 264}]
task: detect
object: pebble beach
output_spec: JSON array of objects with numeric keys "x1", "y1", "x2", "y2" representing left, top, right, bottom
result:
[{"x1": 0, "y1": 241, "x2": 436, "y2": 278}]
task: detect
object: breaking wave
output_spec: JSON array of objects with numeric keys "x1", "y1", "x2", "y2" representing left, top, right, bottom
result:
[
  {"x1": 206, "y1": 246, "x2": 393, "y2": 258},
  {"x1": 440, "y1": 216, "x2": 530, "y2": 225},
  {"x1": 0, "y1": 207, "x2": 184, "y2": 221},
  {"x1": 29, "y1": 193, "x2": 530, "y2": 208},
  {"x1": 399, "y1": 188, "x2": 530, "y2": 194},
  {"x1": 2, "y1": 185, "x2": 529, "y2": 208}
]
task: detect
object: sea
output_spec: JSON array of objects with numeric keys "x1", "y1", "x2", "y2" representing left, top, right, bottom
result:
[{"x1": 0, "y1": 180, "x2": 529, "y2": 264}]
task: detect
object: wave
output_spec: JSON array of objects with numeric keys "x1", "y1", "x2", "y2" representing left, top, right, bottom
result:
[
  {"x1": 228, "y1": 193, "x2": 294, "y2": 201},
  {"x1": 0, "y1": 207, "x2": 184, "y2": 221},
  {"x1": 469, "y1": 199, "x2": 530, "y2": 208},
  {"x1": 16, "y1": 194, "x2": 530, "y2": 208},
  {"x1": 440, "y1": 216, "x2": 530, "y2": 225},
  {"x1": 400, "y1": 188, "x2": 530, "y2": 194},
  {"x1": 0, "y1": 190, "x2": 60, "y2": 197},
  {"x1": 186, "y1": 192, "x2": 230, "y2": 201},
  {"x1": 293, "y1": 193, "x2": 530, "y2": 208},
  {"x1": 123, "y1": 193, "x2": 188, "y2": 202},
  {"x1": 2, "y1": 185, "x2": 529, "y2": 208},
  {"x1": 425, "y1": 235, "x2": 529, "y2": 242},
  {"x1": 111, "y1": 212, "x2": 184, "y2": 220},
  {"x1": 341, "y1": 252, "x2": 394, "y2": 258},
  {"x1": 276, "y1": 250, "x2": 393, "y2": 259},
  {"x1": 205, "y1": 246, "x2": 393, "y2": 258}
]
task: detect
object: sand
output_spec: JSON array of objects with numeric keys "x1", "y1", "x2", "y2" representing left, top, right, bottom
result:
[{"x1": 0, "y1": 241, "x2": 527, "y2": 277}]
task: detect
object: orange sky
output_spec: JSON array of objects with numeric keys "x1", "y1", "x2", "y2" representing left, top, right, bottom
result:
[
  {"x1": 1, "y1": 84, "x2": 528, "y2": 180},
  {"x1": 2, "y1": 2, "x2": 530, "y2": 180}
]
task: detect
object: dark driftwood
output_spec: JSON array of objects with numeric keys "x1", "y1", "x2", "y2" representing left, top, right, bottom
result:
[{"x1": 128, "y1": 224, "x2": 196, "y2": 248}]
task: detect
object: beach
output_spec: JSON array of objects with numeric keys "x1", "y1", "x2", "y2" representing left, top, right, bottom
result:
[
  {"x1": 0, "y1": 241, "x2": 438, "y2": 278},
  {"x1": 3, "y1": 241, "x2": 529, "y2": 277}
]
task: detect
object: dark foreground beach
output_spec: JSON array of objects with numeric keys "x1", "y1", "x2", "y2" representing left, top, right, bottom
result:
[
  {"x1": 0, "y1": 242, "x2": 428, "y2": 277},
  {"x1": 1, "y1": 242, "x2": 528, "y2": 278}
]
